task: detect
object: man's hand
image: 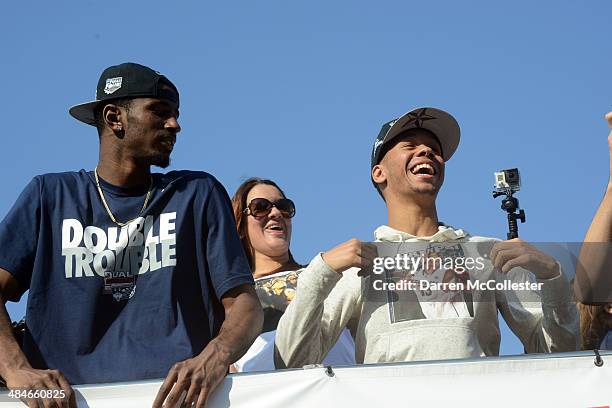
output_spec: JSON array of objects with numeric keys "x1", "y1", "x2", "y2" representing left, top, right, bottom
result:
[
  {"x1": 153, "y1": 284, "x2": 262, "y2": 408},
  {"x1": 152, "y1": 340, "x2": 230, "y2": 408},
  {"x1": 490, "y1": 238, "x2": 559, "y2": 280},
  {"x1": 322, "y1": 238, "x2": 378, "y2": 274},
  {"x1": 0, "y1": 269, "x2": 77, "y2": 408},
  {"x1": 3, "y1": 367, "x2": 76, "y2": 408}
]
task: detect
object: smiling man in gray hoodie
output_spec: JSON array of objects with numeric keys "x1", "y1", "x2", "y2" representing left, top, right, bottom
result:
[{"x1": 274, "y1": 107, "x2": 578, "y2": 368}]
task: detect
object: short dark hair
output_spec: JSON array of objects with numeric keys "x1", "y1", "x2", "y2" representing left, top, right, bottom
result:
[{"x1": 94, "y1": 98, "x2": 133, "y2": 135}]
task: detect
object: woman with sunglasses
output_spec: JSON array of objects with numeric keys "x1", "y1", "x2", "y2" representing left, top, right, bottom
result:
[{"x1": 230, "y1": 178, "x2": 356, "y2": 372}]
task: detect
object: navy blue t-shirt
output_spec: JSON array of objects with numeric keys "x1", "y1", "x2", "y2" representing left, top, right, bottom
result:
[{"x1": 0, "y1": 170, "x2": 254, "y2": 384}]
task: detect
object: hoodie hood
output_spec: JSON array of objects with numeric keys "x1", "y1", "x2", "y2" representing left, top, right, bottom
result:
[{"x1": 374, "y1": 224, "x2": 469, "y2": 243}]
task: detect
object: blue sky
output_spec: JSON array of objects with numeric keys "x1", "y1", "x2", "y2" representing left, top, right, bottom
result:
[{"x1": 1, "y1": 1, "x2": 611, "y2": 355}]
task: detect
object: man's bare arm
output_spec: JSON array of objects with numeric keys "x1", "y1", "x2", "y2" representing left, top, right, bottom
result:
[
  {"x1": 582, "y1": 113, "x2": 612, "y2": 243},
  {"x1": 0, "y1": 268, "x2": 30, "y2": 378},
  {"x1": 0, "y1": 268, "x2": 76, "y2": 408},
  {"x1": 153, "y1": 283, "x2": 263, "y2": 408},
  {"x1": 576, "y1": 112, "x2": 612, "y2": 303}
]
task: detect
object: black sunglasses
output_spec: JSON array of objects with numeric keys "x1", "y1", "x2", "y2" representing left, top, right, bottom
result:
[{"x1": 244, "y1": 198, "x2": 296, "y2": 218}]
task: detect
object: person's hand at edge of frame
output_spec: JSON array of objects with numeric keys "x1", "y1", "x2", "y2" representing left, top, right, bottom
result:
[
  {"x1": 3, "y1": 367, "x2": 77, "y2": 408},
  {"x1": 1, "y1": 268, "x2": 75, "y2": 408},
  {"x1": 606, "y1": 111, "x2": 612, "y2": 185}
]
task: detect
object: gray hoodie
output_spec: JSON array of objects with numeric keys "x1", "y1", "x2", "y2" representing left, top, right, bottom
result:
[{"x1": 275, "y1": 225, "x2": 578, "y2": 368}]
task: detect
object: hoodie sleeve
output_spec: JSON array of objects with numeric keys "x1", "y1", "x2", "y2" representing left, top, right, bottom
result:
[
  {"x1": 274, "y1": 253, "x2": 361, "y2": 368},
  {"x1": 497, "y1": 264, "x2": 579, "y2": 353}
]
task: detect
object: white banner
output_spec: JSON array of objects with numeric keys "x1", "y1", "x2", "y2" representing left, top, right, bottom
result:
[{"x1": 1, "y1": 352, "x2": 610, "y2": 407}]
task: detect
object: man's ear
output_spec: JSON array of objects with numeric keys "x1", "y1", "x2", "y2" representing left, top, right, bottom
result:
[
  {"x1": 604, "y1": 304, "x2": 612, "y2": 315},
  {"x1": 103, "y1": 104, "x2": 124, "y2": 134},
  {"x1": 372, "y1": 164, "x2": 387, "y2": 185}
]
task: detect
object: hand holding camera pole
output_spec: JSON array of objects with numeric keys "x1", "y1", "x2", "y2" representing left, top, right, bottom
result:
[{"x1": 492, "y1": 169, "x2": 526, "y2": 240}]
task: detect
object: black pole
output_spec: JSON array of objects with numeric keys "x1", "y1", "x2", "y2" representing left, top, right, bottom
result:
[
  {"x1": 507, "y1": 213, "x2": 518, "y2": 239},
  {"x1": 493, "y1": 191, "x2": 526, "y2": 240}
]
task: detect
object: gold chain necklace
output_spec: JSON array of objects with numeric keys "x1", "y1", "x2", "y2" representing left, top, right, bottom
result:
[{"x1": 94, "y1": 167, "x2": 153, "y2": 227}]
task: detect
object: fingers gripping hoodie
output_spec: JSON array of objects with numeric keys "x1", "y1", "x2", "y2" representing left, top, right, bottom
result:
[{"x1": 274, "y1": 225, "x2": 578, "y2": 368}]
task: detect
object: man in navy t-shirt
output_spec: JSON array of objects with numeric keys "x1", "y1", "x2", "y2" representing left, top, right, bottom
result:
[{"x1": 0, "y1": 63, "x2": 263, "y2": 407}]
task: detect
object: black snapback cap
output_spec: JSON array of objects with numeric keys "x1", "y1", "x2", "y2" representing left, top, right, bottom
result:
[{"x1": 69, "y1": 62, "x2": 180, "y2": 126}]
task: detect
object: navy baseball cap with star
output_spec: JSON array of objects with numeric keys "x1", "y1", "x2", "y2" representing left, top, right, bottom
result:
[
  {"x1": 69, "y1": 62, "x2": 180, "y2": 126},
  {"x1": 371, "y1": 107, "x2": 461, "y2": 171}
]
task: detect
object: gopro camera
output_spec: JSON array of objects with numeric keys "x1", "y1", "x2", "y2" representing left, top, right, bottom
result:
[{"x1": 494, "y1": 168, "x2": 521, "y2": 193}]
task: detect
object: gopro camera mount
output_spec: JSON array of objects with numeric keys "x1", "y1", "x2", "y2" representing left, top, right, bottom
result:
[{"x1": 492, "y1": 168, "x2": 526, "y2": 239}]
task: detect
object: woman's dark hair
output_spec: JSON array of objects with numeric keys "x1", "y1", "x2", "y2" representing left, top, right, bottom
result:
[
  {"x1": 579, "y1": 302, "x2": 612, "y2": 350},
  {"x1": 231, "y1": 177, "x2": 298, "y2": 270}
]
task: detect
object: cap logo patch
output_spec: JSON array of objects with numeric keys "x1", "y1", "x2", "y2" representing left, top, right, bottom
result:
[
  {"x1": 374, "y1": 138, "x2": 384, "y2": 150},
  {"x1": 104, "y1": 77, "x2": 123, "y2": 95},
  {"x1": 404, "y1": 108, "x2": 436, "y2": 128}
]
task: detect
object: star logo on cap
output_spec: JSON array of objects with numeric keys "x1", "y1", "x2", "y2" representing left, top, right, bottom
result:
[{"x1": 404, "y1": 108, "x2": 436, "y2": 128}]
